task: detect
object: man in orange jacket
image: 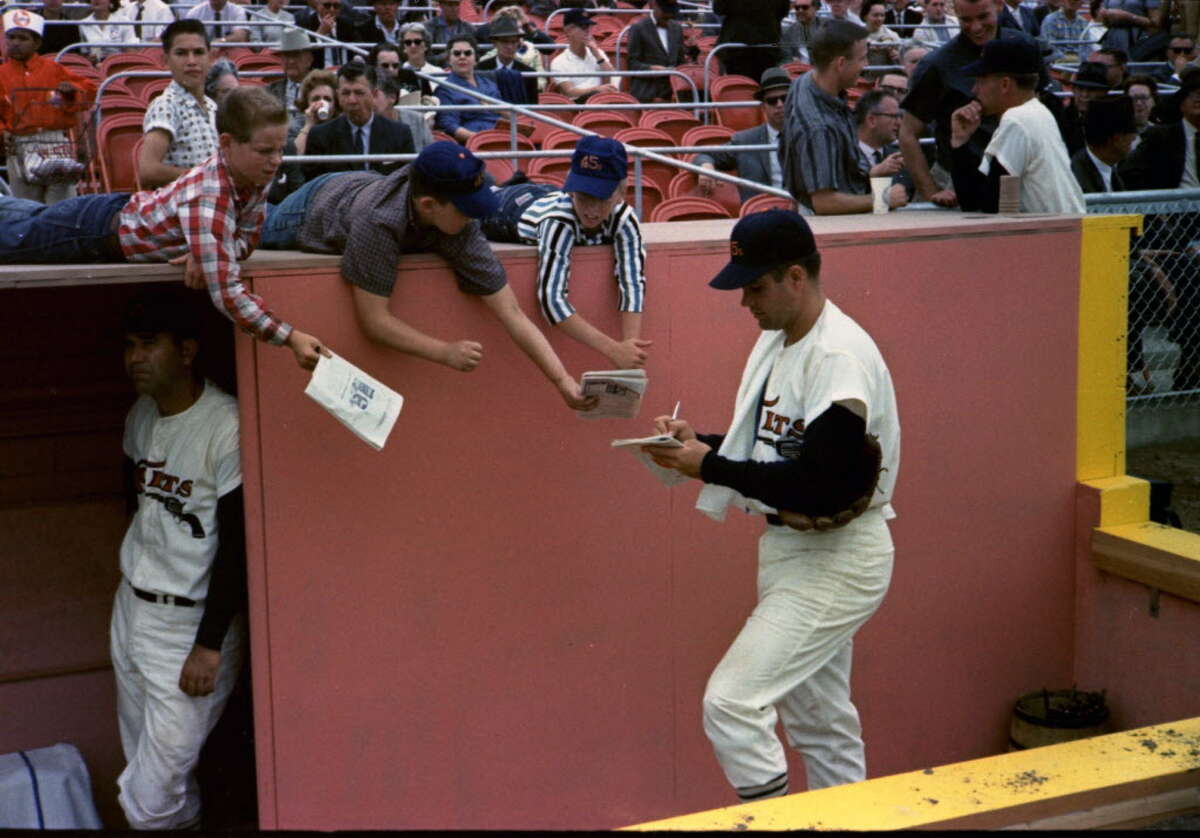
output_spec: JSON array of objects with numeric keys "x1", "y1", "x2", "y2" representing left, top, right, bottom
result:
[{"x1": 1, "y1": 9, "x2": 96, "y2": 203}]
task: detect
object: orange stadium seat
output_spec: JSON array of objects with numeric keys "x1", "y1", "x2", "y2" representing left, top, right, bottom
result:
[
  {"x1": 639, "y1": 109, "x2": 699, "y2": 145},
  {"x1": 235, "y1": 53, "x2": 284, "y2": 74},
  {"x1": 528, "y1": 155, "x2": 571, "y2": 184},
  {"x1": 541, "y1": 128, "x2": 585, "y2": 151},
  {"x1": 132, "y1": 135, "x2": 146, "y2": 192},
  {"x1": 466, "y1": 129, "x2": 536, "y2": 158},
  {"x1": 613, "y1": 125, "x2": 673, "y2": 148},
  {"x1": 125, "y1": 75, "x2": 170, "y2": 103},
  {"x1": 614, "y1": 127, "x2": 678, "y2": 196},
  {"x1": 668, "y1": 169, "x2": 743, "y2": 218},
  {"x1": 648, "y1": 195, "x2": 732, "y2": 222},
  {"x1": 431, "y1": 130, "x2": 455, "y2": 144},
  {"x1": 740, "y1": 193, "x2": 796, "y2": 215},
  {"x1": 481, "y1": 156, "x2": 514, "y2": 184},
  {"x1": 784, "y1": 61, "x2": 811, "y2": 78},
  {"x1": 572, "y1": 109, "x2": 635, "y2": 138},
  {"x1": 710, "y1": 74, "x2": 763, "y2": 132},
  {"x1": 493, "y1": 116, "x2": 536, "y2": 138},
  {"x1": 680, "y1": 124, "x2": 734, "y2": 148},
  {"x1": 96, "y1": 113, "x2": 146, "y2": 192},
  {"x1": 100, "y1": 52, "x2": 161, "y2": 77},
  {"x1": 627, "y1": 178, "x2": 664, "y2": 219},
  {"x1": 670, "y1": 63, "x2": 705, "y2": 103},
  {"x1": 588, "y1": 90, "x2": 639, "y2": 107},
  {"x1": 99, "y1": 93, "x2": 148, "y2": 120},
  {"x1": 59, "y1": 53, "x2": 99, "y2": 78}
]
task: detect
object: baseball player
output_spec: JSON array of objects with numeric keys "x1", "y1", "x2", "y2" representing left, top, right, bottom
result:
[
  {"x1": 111, "y1": 291, "x2": 248, "y2": 829},
  {"x1": 645, "y1": 209, "x2": 900, "y2": 802},
  {"x1": 481, "y1": 136, "x2": 652, "y2": 370}
]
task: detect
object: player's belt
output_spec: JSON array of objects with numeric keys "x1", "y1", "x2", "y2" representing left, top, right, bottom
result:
[
  {"x1": 765, "y1": 514, "x2": 784, "y2": 526},
  {"x1": 129, "y1": 582, "x2": 197, "y2": 608}
]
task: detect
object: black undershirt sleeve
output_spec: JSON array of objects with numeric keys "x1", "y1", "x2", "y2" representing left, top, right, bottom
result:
[
  {"x1": 195, "y1": 486, "x2": 248, "y2": 652},
  {"x1": 699, "y1": 403, "x2": 869, "y2": 516},
  {"x1": 951, "y1": 142, "x2": 1008, "y2": 213},
  {"x1": 696, "y1": 432, "x2": 726, "y2": 450}
]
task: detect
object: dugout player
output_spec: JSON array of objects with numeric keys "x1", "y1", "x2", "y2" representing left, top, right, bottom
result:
[
  {"x1": 112, "y1": 291, "x2": 248, "y2": 829},
  {"x1": 644, "y1": 209, "x2": 900, "y2": 802}
]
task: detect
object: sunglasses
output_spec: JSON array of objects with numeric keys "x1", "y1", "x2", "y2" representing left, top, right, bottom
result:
[
  {"x1": 451, "y1": 49, "x2": 474, "y2": 56},
  {"x1": 763, "y1": 94, "x2": 787, "y2": 105},
  {"x1": 1171, "y1": 46, "x2": 1195, "y2": 54},
  {"x1": 402, "y1": 38, "x2": 424, "y2": 45}
]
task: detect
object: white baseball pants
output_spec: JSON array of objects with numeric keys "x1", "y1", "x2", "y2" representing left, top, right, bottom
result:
[
  {"x1": 702, "y1": 511, "x2": 894, "y2": 800},
  {"x1": 110, "y1": 581, "x2": 246, "y2": 830}
]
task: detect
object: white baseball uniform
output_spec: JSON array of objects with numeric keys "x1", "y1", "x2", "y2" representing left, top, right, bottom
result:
[
  {"x1": 111, "y1": 380, "x2": 246, "y2": 830},
  {"x1": 696, "y1": 299, "x2": 900, "y2": 801}
]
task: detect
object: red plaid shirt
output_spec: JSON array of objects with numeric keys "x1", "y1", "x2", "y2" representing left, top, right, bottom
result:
[{"x1": 118, "y1": 152, "x2": 292, "y2": 346}]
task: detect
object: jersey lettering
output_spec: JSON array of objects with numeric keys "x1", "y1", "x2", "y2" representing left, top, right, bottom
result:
[{"x1": 761, "y1": 409, "x2": 790, "y2": 435}]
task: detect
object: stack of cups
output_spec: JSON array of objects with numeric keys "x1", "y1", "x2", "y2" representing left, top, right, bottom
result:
[{"x1": 997, "y1": 175, "x2": 1021, "y2": 214}]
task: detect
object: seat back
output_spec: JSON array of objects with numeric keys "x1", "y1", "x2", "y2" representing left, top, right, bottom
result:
[
  {"x1": 466, "y1": 129, "x2": 536, "y2": 154},
  {"x1": 612, "y1": 126, "x2": 673, "y2": 149},
  {"x1": 710, "y1": 74, "x2": 763, "y2": 132},
  {"x1": 541, "y1": 128, "x2": 586, "y2": 151},
  {"x1": 96, "y1": 113, "x2": 147, "y2": 193},
  {"x1": 572, "y1": 109, "x2": 635, "y2": 138},
  {"x1": 667, "y1": 169, "x2": 743, "y2": 217},
  {"x1": 680, "y1": 125, "x2": 735, "y2": 148},
  {"x1": 639, "y1": 109, "x2": 700, "y2": 145},
  {"x1": 124, "y1": 74, "x2": 170, "y2": 104},
  {"x1": 739, "y1": 193, "x2": 797, "y2": 216},
  {"x1": 528, "y1": 156, "x2": 571, "y2": 185},
  {"x1": 99, "y1": 52, "x2": 161, "y2": 78},
  {"x1": 98, "y1": 94, "x2": 147, "y2": 121},
  {"x1": 626, "y1": 179, "x2": 664, "y2": 220},
  {"x1": 648, "y1": 195, "x2": 732, "y2": 222}
]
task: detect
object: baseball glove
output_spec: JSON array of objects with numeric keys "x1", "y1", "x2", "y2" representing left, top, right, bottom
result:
[{"x1": 776, "y1": 433, "x2": 884, "y2": 533}]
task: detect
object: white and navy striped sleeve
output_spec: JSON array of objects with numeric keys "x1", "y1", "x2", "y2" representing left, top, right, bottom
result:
[
  {"x1": 535, "y1": 216, "x2": 578, "y2": 325},
  {"x1": 609, "y1": 204, "x2": 646, "y2": 314}
]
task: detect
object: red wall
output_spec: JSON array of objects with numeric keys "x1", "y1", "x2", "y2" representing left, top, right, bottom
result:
[{"x1": 238, "y1": 215, "x2": 1084, "y2": 829}]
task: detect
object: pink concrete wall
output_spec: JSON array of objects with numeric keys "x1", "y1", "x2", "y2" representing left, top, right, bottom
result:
[{"x1": 238, "y1": 215, "x2": 1084, "y2": 829}]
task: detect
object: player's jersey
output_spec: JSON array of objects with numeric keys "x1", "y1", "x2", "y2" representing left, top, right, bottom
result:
[
  {"x1": 739, "y1": 300, "x2": 900, "y2": 519},
  {"x1": 119, "y1": 381, "x2": 241, "y2": 602}
]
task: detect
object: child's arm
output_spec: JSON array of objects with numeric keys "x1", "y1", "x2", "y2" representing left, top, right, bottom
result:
[{"x1": 350, "y1": 285, "x2": 485, "y2": 371}]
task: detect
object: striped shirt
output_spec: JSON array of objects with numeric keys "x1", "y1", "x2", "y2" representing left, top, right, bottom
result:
[
  {"x1": 781, "y1": 71, "x2": 869, "y2": 210},
  {"x1": 516, "y1": 191, "x2": 646, "y2": 325},
  {"x1": 118, "y1": 153, "x2": 292, "y2": 346}
]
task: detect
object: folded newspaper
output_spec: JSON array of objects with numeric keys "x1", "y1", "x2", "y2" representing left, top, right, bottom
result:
[
  {"x1": 578, "y1": 369, "x2": 647, "y2": 419},
  {"x1": 611, "y1": 433, "x2": 690, "y2": 486},
  {"x1": 304, "y1": 352, "x2": 404, "y2": 451}
]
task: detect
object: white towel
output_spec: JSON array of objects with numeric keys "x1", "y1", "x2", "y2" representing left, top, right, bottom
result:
[{"x1": 695, "y1": 331, "x2": 785, "y2": 521}]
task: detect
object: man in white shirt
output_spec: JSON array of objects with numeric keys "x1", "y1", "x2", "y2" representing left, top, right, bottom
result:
[
  {"x1": 821, "y1": 0, "x2": 863, "y2": 24},
  {"x1": 549, "y1": 8, "x2": 616, "y2": 101},
  {"x1": 184, "y1": 0, "x2": 250, "y2": 43},
  {"x1": 112, "y1": 0, "x2": 176, "y2": 44},
  {"x1": 949, "y1": 38, "x2": 1084, "y2": 213},
  {"x1": 912, "y1": 0, "x2": 959, "y2": 46}
]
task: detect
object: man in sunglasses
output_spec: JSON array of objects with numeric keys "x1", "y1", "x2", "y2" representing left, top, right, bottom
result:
[
  {"x1": 296, "y1": 0, "x2": 364, "y2": 68},
  {"x1": 695, "y1": 67, "x2": 792, "y2": 201},
  {"x1": 782, "y1": 0, "x2": 821, "y2": 62}
]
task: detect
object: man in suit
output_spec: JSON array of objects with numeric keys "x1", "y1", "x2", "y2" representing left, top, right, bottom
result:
[
  {"x1": 999, "y1": 0, "x2": 1040, "y2": 36},
  {"x1": 855, "y1": 88, "x2": 910, "y2": 191},
  {"x1": 627, "y1": 0, "x2": 699, "y2": 103},
  {"x1": 714, "y1": 0, "x2": 791, "y2": 83},
  {"x1": 475, "y1": 13, "x2": 539, "y2": 104},
  {"x1": 296, "y1": 0, "x2": 364, "y2": 68},
  {"x1": 354, "y1": 0, "x2": 405, "y2": 45},
  {"x1": 694, "y1": 67, "x2": 790, "y2": 200},
  {"x1": 303, "y1": 63, "x2": 415, "y2": 181},
  {"x1": 268, "y1": 28, "x2": 319, "y2": 129},
  {"x1": 1071, "y1": 94, "x2": 1136, "y2": 192}
]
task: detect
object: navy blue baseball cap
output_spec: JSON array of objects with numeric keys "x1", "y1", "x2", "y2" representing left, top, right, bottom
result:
[
  {"x1": 961, "y1": 38, "x2": 1042, "y2": 77},
  {"x1": 709, "y1": 209, "x2": 817, "y2": 290},
  {"x1": 562, "y1": 8, "x2": 594, "y2": 27},
  {"x1": 412, "y1": 141, "x2": 499, "y2": 218},
  {"x1": 564, "y1": 136, "x2": 627, "y2": 199}
]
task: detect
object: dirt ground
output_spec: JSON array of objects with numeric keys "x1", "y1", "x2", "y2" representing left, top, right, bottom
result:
[{"x1": 1126, "y1": 438, "x2": 1200, "y2": 534}]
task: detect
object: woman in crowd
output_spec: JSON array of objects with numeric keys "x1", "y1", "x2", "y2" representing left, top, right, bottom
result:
[
  {"x1": 258, "y1": 0, "x2": 297, "y2": 45},
  {"x1": 80, "y1": 0, "x2": 124, "y2": 62},
  {"x1": 400, "y1": 21, "x2": 446, "y2": 95},
  {"x1": 293, "y1": 68, "x2": 339, "y2": 152},
  {"x1": 434, "y1": 34, "x2": 500, "y2": 143},
  {"x1": 205, "y1": 59, "x2": 240, "y2": 105}
]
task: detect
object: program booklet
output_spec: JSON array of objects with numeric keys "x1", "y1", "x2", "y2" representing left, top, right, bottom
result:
[
  {"x1": 578, "y1": 369, "x2": 647, "y2": 419},
  {"x1": 610, "y1": 433, "x2": 690, "y2": 486},
  {"x1": 304, "y1": 352, "x2": 404, "y2": 451}
]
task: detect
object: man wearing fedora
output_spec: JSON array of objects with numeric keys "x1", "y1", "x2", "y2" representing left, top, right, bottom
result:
[
  {"x1": 696, "y1": 67, "x2": 791, "y2": 201},
  {"x1": 268, "y1": 28, "x2": 320, "y2": 129},
  {"x1": 1071, "y1": 94, "x2": 1137, "y2": 192},
  {"x1": 475, "y1": 13, "x2": 539, "y2": 104},
  {"x1": 1060, "y1": 60, "x2": 1112, "y2": 155},
  {"x1": 626, "y1": 0, "x2": 700, "y2": 104},
  {"x1": 948, "y1": 38, "x2": 1084, "y2": 212}
]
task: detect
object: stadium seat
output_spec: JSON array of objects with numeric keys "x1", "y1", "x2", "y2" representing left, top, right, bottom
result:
[
  {"x1": 493, "y1": 117, "x2": 536, "y2": 138},
  {"x1": 680, "y1": 124, "x2": 735, "y2": 148},
  {"x1": 125, "y1": 75, "x2": 170, "y2": 103},
  {"x1": 783, "y1": 61, "x2": 811, "y2": 78},
  {"x1": 99, "y1": 52, "x2": 161, "y2": 78},
  {"x1": 235, "y1": 53, "x2": 284, "y2": 74},
  {"x1": 613, "y1": 127, "x2": 679, "y2": 196},
  {"x1": 100, "y1": 76, "x2": 135, "y2": 98},
  {"x1": 639, "y1": 109, "x2": 700, "y2": 145},
  {"x1": 59, "y1": 53, "x2": 99, "y2": 78},
  {"x1": 541, "y1": 128, "x2": 586, "y2": 151},
  {"x1": 96, "y1": 113, "x2": 146, "y2": 193},
  {"x1": 710, "y1": 74, "x2": 763, "y2": 132},
  {"x1": 431, "y1": 130, "x2": 455, "y2": 144},
  {"x1": 667, "y1": 169, "x2": 743, "y2": 218},
  {"x1": 132, "y1": 135, "x2": 146, "y2": 192},
  {"x1": 627, "y1": 178, "x2": 664, "y2": 220},
  {"x1": 670, "y1": 63, "x2": 705, "y2": 103},
  {"x1": 613, "y1": 126, "x2": 673, "y2": 148},
  {"x1": 648, "y1": 195, "x2": 732, "y2": 222},
  {"x1": 466, "y1": 129, "x2": 536, "y2": 155},
  {"x1": 588, "y1": 91, "x2": 639, "y2": 107},
  {"x1": 572, "y1": 109, "x2": 635, "y2": 138},
  {"x1": 528, "y1": 155, "x2": 572, "y2": 184},
  {"x1": 99, "y1": 94, "x2": 148, "y2": 120},
  {"x1": 482, "y1": 156, "x2": 514, "y2": 185},
  {"x1": 740, "y1": 193, "x2": 796, "y2": 215}
]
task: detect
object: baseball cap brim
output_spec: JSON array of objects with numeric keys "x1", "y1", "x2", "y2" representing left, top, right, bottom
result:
[
  {"x1": 709, "y1": 260, "x2": 771, "y2": 290},
  {"x1": 448, "y1": 183, "x2": 500, "y2": 219},
  {"x1": 564, "y1": 170, "x2": 619, "y2": 199}
]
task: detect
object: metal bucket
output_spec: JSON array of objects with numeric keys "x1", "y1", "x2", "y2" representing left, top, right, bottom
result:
[{"x1": 1009, "y1": 688, "x2": 1110, "y2": 751}]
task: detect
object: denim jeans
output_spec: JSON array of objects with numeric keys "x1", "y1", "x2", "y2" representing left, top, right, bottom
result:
[
  {"x1": 478, "y1": 183, "x2": 556, "y2": 244},
  {"x1": 259, "y1": 171, "x2": 346, "y2": 250},
  {"x1": 0, "y1": 193, "x2": 130, "y2": 264}
]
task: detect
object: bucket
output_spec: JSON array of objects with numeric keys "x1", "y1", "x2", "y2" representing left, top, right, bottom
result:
[{"x1": 1009, "y1": 688, "x2": 1110, "y2": 751}]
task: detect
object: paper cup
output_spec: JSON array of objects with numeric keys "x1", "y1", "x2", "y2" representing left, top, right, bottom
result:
[{"x1": 871, "y1": 177, "x2": 890, "y2": 214}]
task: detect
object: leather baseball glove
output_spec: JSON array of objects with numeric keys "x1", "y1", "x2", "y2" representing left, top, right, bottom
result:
[{"x1": 776, "y1": 433, "x2": 884, "y2": 532}]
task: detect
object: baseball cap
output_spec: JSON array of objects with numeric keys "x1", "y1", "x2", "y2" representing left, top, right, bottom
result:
[
  {"x1": 1072, "y1": 61, "x2": 1112, "y2": 91},
  {"x1": 656, "y1": 0, "x2": 680, "y2": 11},
  {"x1": 710, "y1": 209, "x2": 817, "y2": 290},
  {"x1": 562, "y1": 8, "x2": 595, "y2": 27},
  {"x1": 961, "y1": 38, "x2": 1042, "y2": 77},
  {"x1": 413, "y1": 141, "x2": 499, "y2": 218},
  {"x1": 2, "y1": 9, "x2": 45, "y2": 38},
  {"x1": 564, "y1": 136, "x2": 627, "y2": 199}
]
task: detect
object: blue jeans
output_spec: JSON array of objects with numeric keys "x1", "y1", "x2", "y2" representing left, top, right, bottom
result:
[
  {"x1": 0, "y1": 193, "x2": 130, "y2": 263},
  {"x1": 259, "y1": 171, "x2": 346, "y2": 250},
  {"x1": 479, "y1": 183, "x2": 556, "y2": 244}
]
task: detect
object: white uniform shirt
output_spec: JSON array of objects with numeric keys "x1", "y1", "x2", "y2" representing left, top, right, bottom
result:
[
  {"x1": 112, "y1": 0, "x2": 176, "y2": 43},
  {"x1": 184, "y1": 0, "x2": 251, "y2": 39},
  {"x1": 550, "y1": 47, "x2": 605, "y2": 91},
  {"x1": 735, "y1": 300, "x2": 900, "y2": 520},
  {"x1": 142, "y1": 80, "x2": 219, "y2": 170},
  {"x1": 119, "y1": 382, "x2": 241, "y2": 602},
  {"x1": 980, "y1": 97, "x2": 1086, "y2": 214}
]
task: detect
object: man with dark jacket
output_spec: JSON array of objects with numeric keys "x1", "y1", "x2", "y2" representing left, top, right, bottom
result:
[
  {"x1": 695, "y1": 67, "x2": 790, "y2": 200},
  {"x1": 475, "y1": 14, "x2": 539, "y2": 104},
  {"x1": 1071, "y1": 94, "x2": 1135, "y2": 192},
  {"x1": 714, "y1": 0, "x2": 790, "y2": 82},
  {"x1": 296, "y1": 0, "x2": 364, "y2": 67},
  {"x1": 626, "y1": 0, "x2": 699, "y2": 103},
  {"x1": 303, "y1": 63, "x2": 415, "y2": 180}
]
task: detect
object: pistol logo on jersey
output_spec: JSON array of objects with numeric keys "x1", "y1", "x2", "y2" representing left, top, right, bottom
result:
[
  {"x1": 758, "y1": 398, "x2": 806, "y2": 458},
  {"x1": 135, "y1": 459, "x2": 206, "y2": 539}
]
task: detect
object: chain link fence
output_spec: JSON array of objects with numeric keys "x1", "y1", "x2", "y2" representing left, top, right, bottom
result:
[{"x1": 1087, "y1": 190, "x2": 1200, "y2": 411}]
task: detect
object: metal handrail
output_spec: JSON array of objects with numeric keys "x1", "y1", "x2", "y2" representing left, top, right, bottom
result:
[{"x1": 520, "y1": 69, "x2": 699, "y2": 103}]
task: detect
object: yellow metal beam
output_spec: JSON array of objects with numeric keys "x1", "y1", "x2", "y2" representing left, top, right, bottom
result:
[{"x1": 625, "y1": 717, "x2": 1200, "y2": 831}]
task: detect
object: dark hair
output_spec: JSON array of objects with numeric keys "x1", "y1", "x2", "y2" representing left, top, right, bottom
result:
[
  {"x1": 124, "y1": 289, "x2": 202, "y2": 343},
  {"x1": 769, "y1": 253, "x2": 822, "y2": 284},
  {"x1": 368, "y1": 42, "x2": 402, "y2": 66},
  {"x1": 216, "y1": 86, "x2": 287, "y2": 141},
  {"x1": 338, "y1": 61, "x2": 379, "y2": 90},
  {"x1": 205, "y1": 58, "x2": 239, "y2": 99},
  {"x1": 161, "y1": 18, "x2": 210, "y2": 52},
  {"x1": 376, "y1": 74, "x2": 401, "y2": 104},
  {"x1": 1122, "y1": 73, "x2": 1158, "y2": 97},
  {"x1": 863, "y1": 0, "x2": 887, "y2": 15},
  {"x1": 447, "y1": 34, "x2": 479, "y2": 54},
  {"x1": 1094, "y1": 47, "x2": 1128, "y2": 66},
  {"x1": 810, "y1": 20, "x2": 868, "y2": 70},
  {"x1": 854, "y1": 88, "x2": 895, "y2": 125}
]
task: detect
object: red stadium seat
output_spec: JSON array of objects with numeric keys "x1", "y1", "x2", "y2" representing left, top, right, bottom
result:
[
  {"x1": 96, "y1": 113, "x2": 146, "y2": 193},
  {"x1": 740, "y1": 193, "x2": 797, "y2": 216},
  {"x1": 235, "y1": 53, "x2": 284, "y2": 74},
  {"x1": 668, "y1": 169, "x2": 743, "y2": 218},
  {"x1": 783, "y1": 61, "x2": 811, "y2": 78},
  {"x1": 528, "y1": 155, "x2": 572, "y2": 184},
  {"x1": 639, "y1": 109, "x2": 700, "y2": 145},
  {"x1": 126, "y1": 75, "x2": 170, "y2": 104},
  {"x1": 466, "y1": 129, "x2": 536, "y2": 154},
  {"x1": 680, "y1": 125, "x2": 735, "y2": 148},
  {"x1": 541, "y1": 128, "x2": 585, "y2": 151},
  {"x1": 572, "y1": 109, "x2": 635, "y2": 138},
  {"x1": 99, "y1": 52, "x2": 162, "y2": 78},
  {"x1": 613, "y1": 127, "x2": 679, "y2": 197},
  {"x1": 626, "y1": 178, "x2": 664, "y2": 220},
  {"x1": 670, "y1": 63, "x2": 705, "y2": 103},
  {"x1": 431, "y1": 130, "x2": 455, "y2": 144},
  {"x1": 588, "y1": 91, "x2": 639, "y2": 107},
  {"x1": 59, "y1": 53, "x2": 99, "y2": 79},
  {"x1": 613, "y1": 126, "x2": 673, "y2": 148},
  {"x1": 710, "y1": 74, "x2": 763, "y2": 132},
  {"x1": 481, "y1": 157, "x2": 514, "y2": 185},
  {"x1": 132, "y1": 135, "x2": 146, "y2": 192},
  {"x1": 493, "y1": 117, "x2": 536, "y2": 138},
  {"x1": 648, "y1": 195, "x2": 732, "y2": 222},
  {"x1": 99, "y1": 94, "x2": 148, "y2": 120}
]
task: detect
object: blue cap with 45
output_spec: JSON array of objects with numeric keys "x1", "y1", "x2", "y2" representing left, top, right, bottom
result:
[
  {"x1": 413, "y1": 141, "x2": 499, "y2": 218},
  {"x1": 709, "y1": 209, "x2": 817, "y2": 290},
  {"x1": 564, "y1": 136, "x2": 628, "y2": 199}
]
